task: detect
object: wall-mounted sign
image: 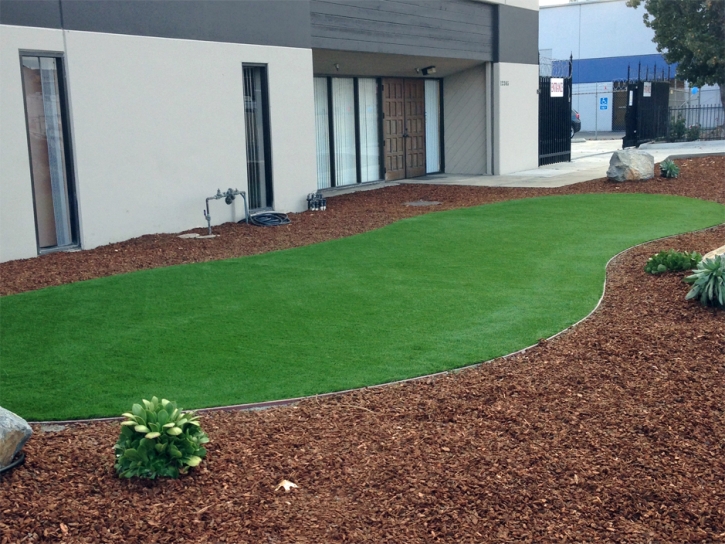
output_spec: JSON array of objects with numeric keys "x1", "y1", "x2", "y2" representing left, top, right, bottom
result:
[
  {"x1": 550, "y1": 78, "x2": 564, "y2": 97},
  {"x1": 643, "y1": 81, "x2": 652, "y2": 97},
  {"x1": 599, "y1": 97, "x2": 608, "y2": 110}
]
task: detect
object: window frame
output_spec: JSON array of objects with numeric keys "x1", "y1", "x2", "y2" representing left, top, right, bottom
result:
[
  {"x1": 242, "y1": 63, "x2": 275, "y2": 210},
  {"x1": 18, "y1": 50, "x2": 80, "y2": 254},
  {"x1": 316, "y1": 75, "x2": 385, "y2": 188}
]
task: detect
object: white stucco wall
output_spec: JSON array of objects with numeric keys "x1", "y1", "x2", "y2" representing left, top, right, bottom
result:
[
  {"x1": 0, "y1": 25, "x2": 317, "y2": 262},
  {"x1": 540, "y1": 0, "x2": 656, "y2": 61},
  {"x1": 476, "y1": 0, "x2": 538, "y2": 10},
  {"x1": 492, "y1": 62, "x2": 539, "y2": 174}
]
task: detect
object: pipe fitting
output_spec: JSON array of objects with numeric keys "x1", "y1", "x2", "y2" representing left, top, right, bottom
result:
[{"x1": 204, "y1": 188, "x2": 249, "y2": 235}]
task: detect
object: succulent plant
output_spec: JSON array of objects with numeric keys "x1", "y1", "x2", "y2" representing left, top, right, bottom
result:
[
  {"x1": 684, "y1": 255, "x2": 725, "y2": 308},
  {"x1": 114, "y1": 396, "x2": 209, "y2": 479},
  {"x1": 659, "y1": 159, "x2": 680, "y2": 178}
]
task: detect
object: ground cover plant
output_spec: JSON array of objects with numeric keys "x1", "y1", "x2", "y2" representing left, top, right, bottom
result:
[
  {"x1": 644, "y1": 248, "x2": 701, "y2": 274},
  {"x1": 1, "y1": 156, "x2": 724, "y2": 542},
  {"x1": 1, "y1": 194, "x2": 724, "y2": 421},
  {"x1": 114, "y1": 397, "x2": 208, "y2": 479}
]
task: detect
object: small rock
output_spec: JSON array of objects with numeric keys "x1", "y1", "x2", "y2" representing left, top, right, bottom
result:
[
  {"x1": 404, "y1": 200, "x2": 441, "y2": 207},
  {"x1": 0, "y1": 406, "x2": 32, "y2": 468},
  {"x1": 606, "y1": 150, "x2": 654, "y2": 182},
  {"x1": 40, "y1": 424, "x2": 66, "y2": 433}
]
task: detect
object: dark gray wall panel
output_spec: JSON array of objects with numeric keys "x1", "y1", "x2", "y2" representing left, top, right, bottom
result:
[
  {"x1": 0, "y1": 0, "x2": 62, "y2": 29},
  {"x1": 310, "y1": 0, "x2": 495, "y2": 61},
  {"x1": 1, "y1": 0, "x2": 311, "y2": 49},
  {"x1": 497, "y1": 4, "x2": 538, "y2": 65}
]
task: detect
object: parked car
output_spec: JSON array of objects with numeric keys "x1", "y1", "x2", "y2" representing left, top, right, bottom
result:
[{"x1": 571, "y1": 109, "x2": 581, "y2": 138}]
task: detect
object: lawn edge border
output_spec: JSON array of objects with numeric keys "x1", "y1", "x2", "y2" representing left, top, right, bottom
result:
[{"x1": 29, "y1": 221, "x2": 725, "y2": 426}]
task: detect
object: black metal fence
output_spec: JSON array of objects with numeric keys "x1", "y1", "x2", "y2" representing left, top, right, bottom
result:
[
  {"x1": 539, "y1": 56, "x2": 572, "y2": 166},
  {"x1": 667, "y1": 105, "x2": 725, "y2": 142}
]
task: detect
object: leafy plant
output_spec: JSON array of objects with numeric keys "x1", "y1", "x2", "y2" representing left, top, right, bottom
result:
[
  {"x1": 659, "y1": 159, "x2": 680, "y2": 178},
  {"x1": 684, "y1": 255, "x2": 725, "y2": 308},
  {"x1": 644, "y1": 249, "x2": 701, "y2": 274},
  {"x1": 686, "y1": 124, "x2": 701, "y2": 141},
  {"x1": 667, "y1": 115, "x2": 686, "y2": 142},
  {"x1": 114, "y1": 396, "x2": 209, "y2": 479}
]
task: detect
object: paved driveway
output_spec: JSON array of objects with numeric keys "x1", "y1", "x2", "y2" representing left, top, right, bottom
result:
[{"x1": 402, "y1": 140, "x2": 725, "y2": 189}]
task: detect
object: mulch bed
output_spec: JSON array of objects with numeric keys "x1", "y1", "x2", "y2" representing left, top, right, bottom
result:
[
  {"x1": 1, "y1": 156, "x2": 724, "y2": 543},
  {"x1": 1, "y1": 156, "x2": 724, "y2": 297}
]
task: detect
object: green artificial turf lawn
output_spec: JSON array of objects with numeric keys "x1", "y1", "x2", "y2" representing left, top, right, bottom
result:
[{"x1": 1, "y1": 194, "x2": 724, "y2": 420}]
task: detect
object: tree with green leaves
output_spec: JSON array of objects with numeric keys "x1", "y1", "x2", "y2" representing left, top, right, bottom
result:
[{"x1": 627, "y1": 0, "x2": 725, "y2": 106}]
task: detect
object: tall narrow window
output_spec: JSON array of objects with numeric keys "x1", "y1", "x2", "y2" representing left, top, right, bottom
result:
[
  {"x1": 425, "y1": 80, "x2": 441, "y2": 174},
  {"x1": 358, "y1": 78, "x2": 381, "y2": 182},
  {"x1": 331, "y1": 78, "x2": 357, "y2": 186},
  {"x1": 243, "y1": 65, "x2": 273, "y2": 209},
  {"x1": 314, "y1": 78, "x2": 331, "y2": 189},
  {"x1": 21, "y1": 55, "x2": 77, "y2": 250}
]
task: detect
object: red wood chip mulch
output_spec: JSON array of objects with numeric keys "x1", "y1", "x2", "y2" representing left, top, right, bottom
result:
[{"x1": 1, "y1": 156, "x2": 724, "y2": 543}]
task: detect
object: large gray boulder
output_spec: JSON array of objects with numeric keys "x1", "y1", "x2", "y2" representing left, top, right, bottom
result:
[
  {"x1": 0, "y1": 406, "x2": 32, "y2": 468},
  {"x1": 607, "y1": 150, "x2": 655, "y2": 182}
]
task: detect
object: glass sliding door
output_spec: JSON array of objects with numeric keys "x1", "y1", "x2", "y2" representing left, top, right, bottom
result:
[
  {"x1": 314, "y1": 78, "x2": 332, "y2": 190},
  {"x1": 425, "y1": 80, "x2": 441, "y2": 174},
  {"x1": 331, "y1": 78, "x2": 357, "y2": 186},
  {"x1": 315, "y1": 76, "x2": 384, "y2": 186},
  {"x1": 21, "y1": 55, "x2": 78, "y2": 250},
  {"x1": 357, "y1": 78, "x2": 381, "y2": 183},
  {"x1": 243, "y1": 65, "x2": 273, "y2": 210}
]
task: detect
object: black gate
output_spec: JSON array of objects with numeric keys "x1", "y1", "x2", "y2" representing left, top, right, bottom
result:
[
  {"x1": 539, "y1": 59, "x2": 573, "y2": 166},
  {"x1": 623, "y1": 80, "x2": 670, "y2": 148}
]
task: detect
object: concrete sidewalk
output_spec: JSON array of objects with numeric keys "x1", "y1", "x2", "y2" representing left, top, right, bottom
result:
[
  {"x1": 575, "y1": 131, "x2": 625, "y2": 141},
  {"x1": 402, "y1": 139, "x2": 725, "y2": 189}
]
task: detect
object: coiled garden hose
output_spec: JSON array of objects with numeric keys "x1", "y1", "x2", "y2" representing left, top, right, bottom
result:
[
  {"x1": 0, "y1": 452, "x2": 25, "y2": 476},
  {"x1": 245, "y1": 212, "x2": 291, "y2": 227}
]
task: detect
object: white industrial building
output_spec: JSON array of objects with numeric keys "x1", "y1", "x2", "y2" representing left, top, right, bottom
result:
[
  {"x1": 1, "y1": 0, "x2": 541, "y2": 263},
  {"x1": 540, "y1": 0, "x2": 722, "y2": 133}
]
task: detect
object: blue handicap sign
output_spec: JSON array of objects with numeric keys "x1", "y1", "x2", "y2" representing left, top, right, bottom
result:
[{"x1": 599, "y1": 97, "x2": 608, "y2": 110}]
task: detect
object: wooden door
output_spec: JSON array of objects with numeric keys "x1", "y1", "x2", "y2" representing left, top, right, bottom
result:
[
  {"x1": 404, "y1": 79, "x2": 426, "y2": 178},
  {"x1": 383, "y1": 78, "x2": 427, "y2": 181},
  {"x1": 383, "y1": 78, "x2": 406, "y2": 181},
  {"x1": 612, "y1": 91, "x2": 627, "y2": 131}
]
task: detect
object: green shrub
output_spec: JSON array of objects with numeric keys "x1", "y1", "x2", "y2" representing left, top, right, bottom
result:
[
  {"x1": 659, "y1": 159, "x2": 680, "y2": 178},
  {"x1": 114, "y1": 396, "x2": 209, "y2": 479},
  {"x1": 667, "y1": 116, "x2": 686, "y2": 142},
  {"x1": 686, "y1": 124, "x2": 701, "y2": 141},
  {"x1": 684, "y1": 255, "x2": 725, "y2": 308},
  {"x1": 644, "y1": 249, "x2": 702, "y2": 274}
]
